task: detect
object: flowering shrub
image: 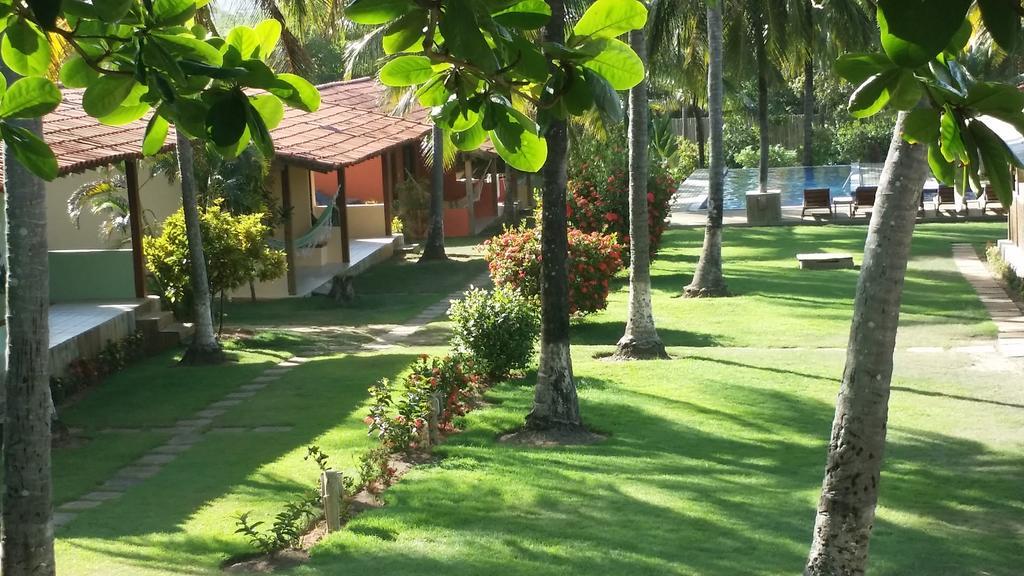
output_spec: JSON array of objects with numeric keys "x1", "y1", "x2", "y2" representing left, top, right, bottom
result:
[
  {"x1": 449, "y1": 285, "x2": 540, "y2": 380},
  {"x1": 483, "y1": 225, "x2": 623, "y2": 316},
  {"x1": 364, "y1": 355, "x2": 481, "y2": 452},
  {"x1": 567, "y1": 129, "x2": 676, "y2": 260}
]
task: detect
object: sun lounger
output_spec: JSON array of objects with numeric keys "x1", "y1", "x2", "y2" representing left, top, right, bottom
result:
[
  {"x1": 933, "y1": 185, "x2": 961, "y2": 215},
  {"x1": 966, "y1": 185, "x2": 1004, "y2": 216},
  {"x1": 852, "y1": 186, "x2": 876, "y2": 217},
  {"x1": 801, "y1": 188, "x2": 833, "y2": 218}
]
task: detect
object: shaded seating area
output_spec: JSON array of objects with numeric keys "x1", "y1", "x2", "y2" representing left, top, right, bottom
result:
[
  {"x1": 852, "y1": 186, "x2": 876, "y2": 217},
  {"x1": 967, "y1": 185, "x2": 1005, "y2": 216},
  {"x1": 801, "y1": 188, "x2": 832, "y2": 218}
]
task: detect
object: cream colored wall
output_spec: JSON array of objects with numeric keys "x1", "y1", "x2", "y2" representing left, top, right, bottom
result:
[{"x1": 347, "y1": 204, "x2": 386, "y2": 239}]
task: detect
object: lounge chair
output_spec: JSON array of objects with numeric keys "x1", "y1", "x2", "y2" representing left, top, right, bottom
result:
[
  {"x1": 852, "y1": 186, "x2": 876, "y2": 217},
  {"x1": 933, "y1": 185, "x2": 961, "y2": 215},
  {"x1": 801, "y1": 188, "x2": 833, "y2": 218},
  {"x1": 966, "y1": 185, "x2": 1005, "y2": 216},
  {"x1": 918, "y1": 188, "x2": 934, "y2": 217}
]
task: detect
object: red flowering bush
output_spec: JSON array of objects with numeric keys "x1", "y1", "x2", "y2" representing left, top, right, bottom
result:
[
  {"x1": 483, "y1": 224, "x2": 624, "y2": 316},
  {"x1": 567, "y1": 130, "x2": 676, "y2": 260},
  {"x1": 364, "y1": 354, "x2": 481, "y2": 452}
]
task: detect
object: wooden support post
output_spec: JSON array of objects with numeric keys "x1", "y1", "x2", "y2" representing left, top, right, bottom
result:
[
  {"x1": 336, "y1": 168, "x2": 351, "y2": 263},
  {"x1": 124, "y1": 159, "x2": 147, "y2": 298},
  {"x1": 464, "y1": 157, "x2": 476, "y2": 235},
  {"x1": 321, "y1": 470, "x2": 343, "y2": 533},
  {"x1": 382, "y1": 152, "x2": 393, "y2": 236},
  {"x1": 281, "y1": 165, "x2": 298, "y2": 295}
]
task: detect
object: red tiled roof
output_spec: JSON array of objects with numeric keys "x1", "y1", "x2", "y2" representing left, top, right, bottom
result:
[
  {"x1": 271, "y1": 78, "x2": 432, "y2": 172},
  {"x1": 1, "y1": 77, "x2": 492, "y2": 186}
]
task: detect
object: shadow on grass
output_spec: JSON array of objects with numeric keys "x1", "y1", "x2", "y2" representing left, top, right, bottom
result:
[{"x1": 571, "y1": 323, "x2": 729, "y2": 348}]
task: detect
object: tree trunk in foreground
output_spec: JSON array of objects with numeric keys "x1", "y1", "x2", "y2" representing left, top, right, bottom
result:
[
  {"x1": 2, "y1": 65, "x2": 56, "y2": 575},
  {"x1": 685, "y1": 3, "x2": 728, "y2": 298},
  {"x1": 805, "y1": 112, "x2": 928, "y2": 575},
  {"x1": 802, "y1": 0, "x2": 815, "y2": 167},
  {"x1": 503, "y1": 165, "x2": 517, "y2": 224},
  {"x1": 176, "y1": 133, "x2": 224, "y2": 365},
  {"x1": 615, "y1": 23, "x2": 667, "y2": 361},
  {"x1": 754, "y1": 7, "x2": 770, "y2": 192},
  {"x1": 525, "y1": 0, "x2": 581, "y2": 431},
  {"x1": 420, "y1": 125, "x2": 447, "y2": 261}
]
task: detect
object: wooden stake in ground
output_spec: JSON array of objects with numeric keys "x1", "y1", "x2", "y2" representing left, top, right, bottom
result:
[{"x1": 321, "y1": 470, "x2": 342, "y2": 533}]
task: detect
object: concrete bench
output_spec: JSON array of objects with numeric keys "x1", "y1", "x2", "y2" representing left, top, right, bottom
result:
[{"x1": 797, "y1": 253, "x2": 855, "y2": 270}]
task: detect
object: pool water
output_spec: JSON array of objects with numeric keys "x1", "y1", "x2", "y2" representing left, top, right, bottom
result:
[{"x1": 678, "y1": 164, "x2": 886, "y2": 210}]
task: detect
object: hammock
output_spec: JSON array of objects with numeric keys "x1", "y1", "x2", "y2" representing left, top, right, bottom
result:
[{"x1": 267, "y1": 206, "x2": 337, "y2": 252}]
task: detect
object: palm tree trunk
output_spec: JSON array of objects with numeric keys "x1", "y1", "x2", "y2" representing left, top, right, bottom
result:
[
  {"x1": 805, "y1": 111, "x2": 928, "y2": 574},
  {"x1": 176, "y1": 133, "x2": 224, "y2": 365},
  {"x1": 1, "y1": 64, "x2": 56, "y2": 575},
  {"x1": 525, "y1": 0, "x2": 581, "y2": 431},
  {"x1": 419, "y1": 125, "x2": 447, "y2": 261},
  {"x1": 616, "y1": 22, "x2": 667, "y2": 361},
  {"x1": 503, "y1": 165, "x2": 517, "y2": 223},
  {"x1": 802, "y1": 0, "x2": 815, "y2": 167},
  {"x1": 684, "y1": 2, "x2": 728, "y2": 298},
  {"x1": 754, "y1": 7, "x2": 769, "y2": 191}
]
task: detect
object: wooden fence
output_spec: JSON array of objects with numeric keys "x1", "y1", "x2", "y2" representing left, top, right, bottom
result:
[{"x1": 673, "y1": 114, "x2": 807, "y2": 150}]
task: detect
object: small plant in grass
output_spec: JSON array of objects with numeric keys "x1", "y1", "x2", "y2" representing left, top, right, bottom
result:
[
  {"x1": 364, "y1": 378, "x2": 426, "y2": 452},
  {"x1": 448, "y1": 286, "x2": 540, "y2": 380},
  {"x1": 234, "y1": 500, "x2": 318, "y2": 557},
  {"x1": 986, "y1": 243, "x2": 1023, "y2": 298},
  {"x1": 356, "y1": 446, "x2": 396, "y2": 493},
  {"x1": 405, "y1": 354, "x2": 482, "y2": 429}
]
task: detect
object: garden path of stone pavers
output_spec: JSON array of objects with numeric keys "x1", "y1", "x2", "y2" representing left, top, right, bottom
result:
[{"x1": 53, "y1": 271, "x2": 490, "y2": 528}]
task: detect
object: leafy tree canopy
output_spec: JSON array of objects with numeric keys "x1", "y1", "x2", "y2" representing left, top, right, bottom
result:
[
  {"x1": 348, "y1": 0, "x2": 649, "y2": 172},
  {"x1": 0, "y1": 0, "x2": 321, "y2": 179},
  {"x1": 837, "y1": 0, "x2": 1024, "y2": 207}
]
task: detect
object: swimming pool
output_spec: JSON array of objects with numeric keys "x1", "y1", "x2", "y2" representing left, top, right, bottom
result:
[{"x1": 677, "y1": 164, "x2": 885, "y2": 210}]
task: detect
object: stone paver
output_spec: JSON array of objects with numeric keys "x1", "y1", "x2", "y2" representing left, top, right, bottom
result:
[
  {"x1": 59, "y1": 499, "x2": 103, "y2": 511},
  {"x1": 251, "y1": 375, "x2": 280, "y2": 383},
  {"x1": 81, "y1": 491, "x2": 124, "y2": 502},
  {"x1": 210, "y1": 399, "x2": 243, "y2": 408},
  {"x1": 151, "y1": 443, "x2": 192, "y2": 455},
  {"x1": 252, "y1": 425, "x2": 294, "y2": 433},
  {"x1": 118, "y1": 465, "x2": 163, "y2": 479},
  {"x1": 953, "y1": 244, "x2": 1024, "y2": 358},
  {"x1": 138, "y1": 453, "x2": 178, "y2": 465},
  {"x1": 53, "y1": 512, "x2": 77, "y2": 528},
  {"x1": 100, "y1": 477, "x2": 144, "y2": 491}
]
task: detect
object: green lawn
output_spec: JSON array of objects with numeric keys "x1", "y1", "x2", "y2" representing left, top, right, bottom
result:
[
  {"x1": 221, "y1": 247, "x2": 487, "y2": 328},
  {"x1": 51, "y1": 222, "x2": 1023, "y2": 575}
]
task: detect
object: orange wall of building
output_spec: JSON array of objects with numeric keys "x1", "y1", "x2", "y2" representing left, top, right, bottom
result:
[{"x1": 346, "y1": 157, "x2": 385, "y2": 203}]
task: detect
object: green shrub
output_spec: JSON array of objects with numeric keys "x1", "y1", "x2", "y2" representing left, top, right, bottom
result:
[
  {"x1": 448, "y1": 285, "x2": 540, "y2": 379},
  {"x1": 722, "y1": 121, "x2": 760, "y2": 167},
  {"x1": 832, "y1": 115, "x2": 895, "y2": 164},
  {"x1": 734, "y1": 144, "x2": 800, "y2": 169},
  {"x1": 143, "y1": 203, "x2": 286, "y2": 319},
  {"x1": 483, "y1": 225, "x2": 624, "y2": 316}
]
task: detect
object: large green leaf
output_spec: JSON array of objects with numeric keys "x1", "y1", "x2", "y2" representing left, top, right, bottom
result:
[
  {"x1": 928, "y1": 143, "x2": 955, "y2": 185},
  {"x1": 245, "y1": 99, "x2": 274, "y2": 158},
  {"x1": 82, "y1": 75, "x2": 139, "y2": 118},
  {"x1": 969, "y1": 119, "x2": 1013, "y2": 206},
  {"x1": 142, "y1": 113, "x2": 170, "y2": 155},
  {"x1": 27, "y1": 0, "x2": 62, "y2": 30},
  {"x1": 584, "y1": 68, "x2": 622, "y2": 124},
  {"x1": 415, "y1": 75, "x2": 448, "y2": 107},
  {"x1": 965, "y1": 83, "x2": 1024, "y2": 115},
  {"x1": 451, "y1": 120, "x2": 487, "y2": 151},
  {"x1": 59, "y1": 56, "x2": 100, "y2": 89},
  {"x1": 0, "y1": 77, "x2": 60, "y2": 118},
  {"x1": 96, "y1": 82, "x2": 150, "y2": 126},
  {"x1": 153, "y1": 0, "x2": 196, "y2": 26},
  {"x1": 383, "y1": 9, "x2": 427, "y2": 54},
  {"x1": 581, "y1": 38, "x2": 644, "y2": 91},
  {"x1": 889, "y1": 69, "x2": 922, "y2": 110},
  {"x1": 205, "y1": 91, "x2": 248, "y2": 146},
  {"x1": 379, "y1": 55, "x2": 434, "y2": 86},
  {"x1": 977, "y1": 0, "x2": 1020, "y2": 53},
  {"x1": 152, "y1": 33, "x2": 224, "y2": 66},
  {"x1": 250, "y1": 94, "x2": 284, "y2": 130},
  {"x1": 848, "y1": 70, "x2": 897, "y2": 119},
  {"x1": 488, "y1": 103, "x2": 546, "y2": 172},
  {"x1": 834, "y1": 53, "x2": 895, "y2": 85},
  {"x1": 572, "y1": 0, "x2": 647, "y2": 40},
  {"x1": 93, "y1": 0, "x2": 132, "y2": 21},
  {"x1": 254, "y1": 20, "x2": 282, "y2": 60},
  {"x1": 439, "y1": 0, "x2": 497, "y2": 74},
  {"x1": 0, "y1": 122, "x2": 57, "y2": 180},
  {"x1": 1, "y1": 18, "x2": 51, "y2": 77},
  {"x1": 876, "y1": 0, "x2": 971, "y2": 67},
  {"x1": 502, "y1": 34, "x2": 547, "y2": 83},
  {"x1": 268, "y1": 73, "x2": 320, "y2": 112},
  {"x1": 939, "y1": 105, "x2": 967, "y2": 162},
  {"x1": 226, "y1": 26, "x2": 262, "y2": 60},
  {"x1": 346, "y1": 0, "x2": 410, "y2": 25},
  {"x1": 493, "y1": 0, "x2": 551, "y2": 30},
  {"x1": 901, "y1": 108, "x2": 939, "y2": 145}
]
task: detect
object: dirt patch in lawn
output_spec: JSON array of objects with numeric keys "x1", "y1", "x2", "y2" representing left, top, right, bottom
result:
[{"x1": 499, "y1": 428, "x2": 606, "y2": 446}]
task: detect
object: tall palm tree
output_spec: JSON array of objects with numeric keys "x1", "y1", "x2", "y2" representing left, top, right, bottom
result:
[
  {"x1": 419, "y1": 125, "x2": 448, "y2": 261},
  {"x1": 684, "y1": 0, "x2": 728, "y2": 298},
  {"x1": 615, "y1": 2, "x2": 669, "y2": 360},
  {"x1": 176, "y1": 134, "x2": 225, "y2": 365},
  {"x1": 1, "y1": 63, "x2": 56, "y2": 576}
]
